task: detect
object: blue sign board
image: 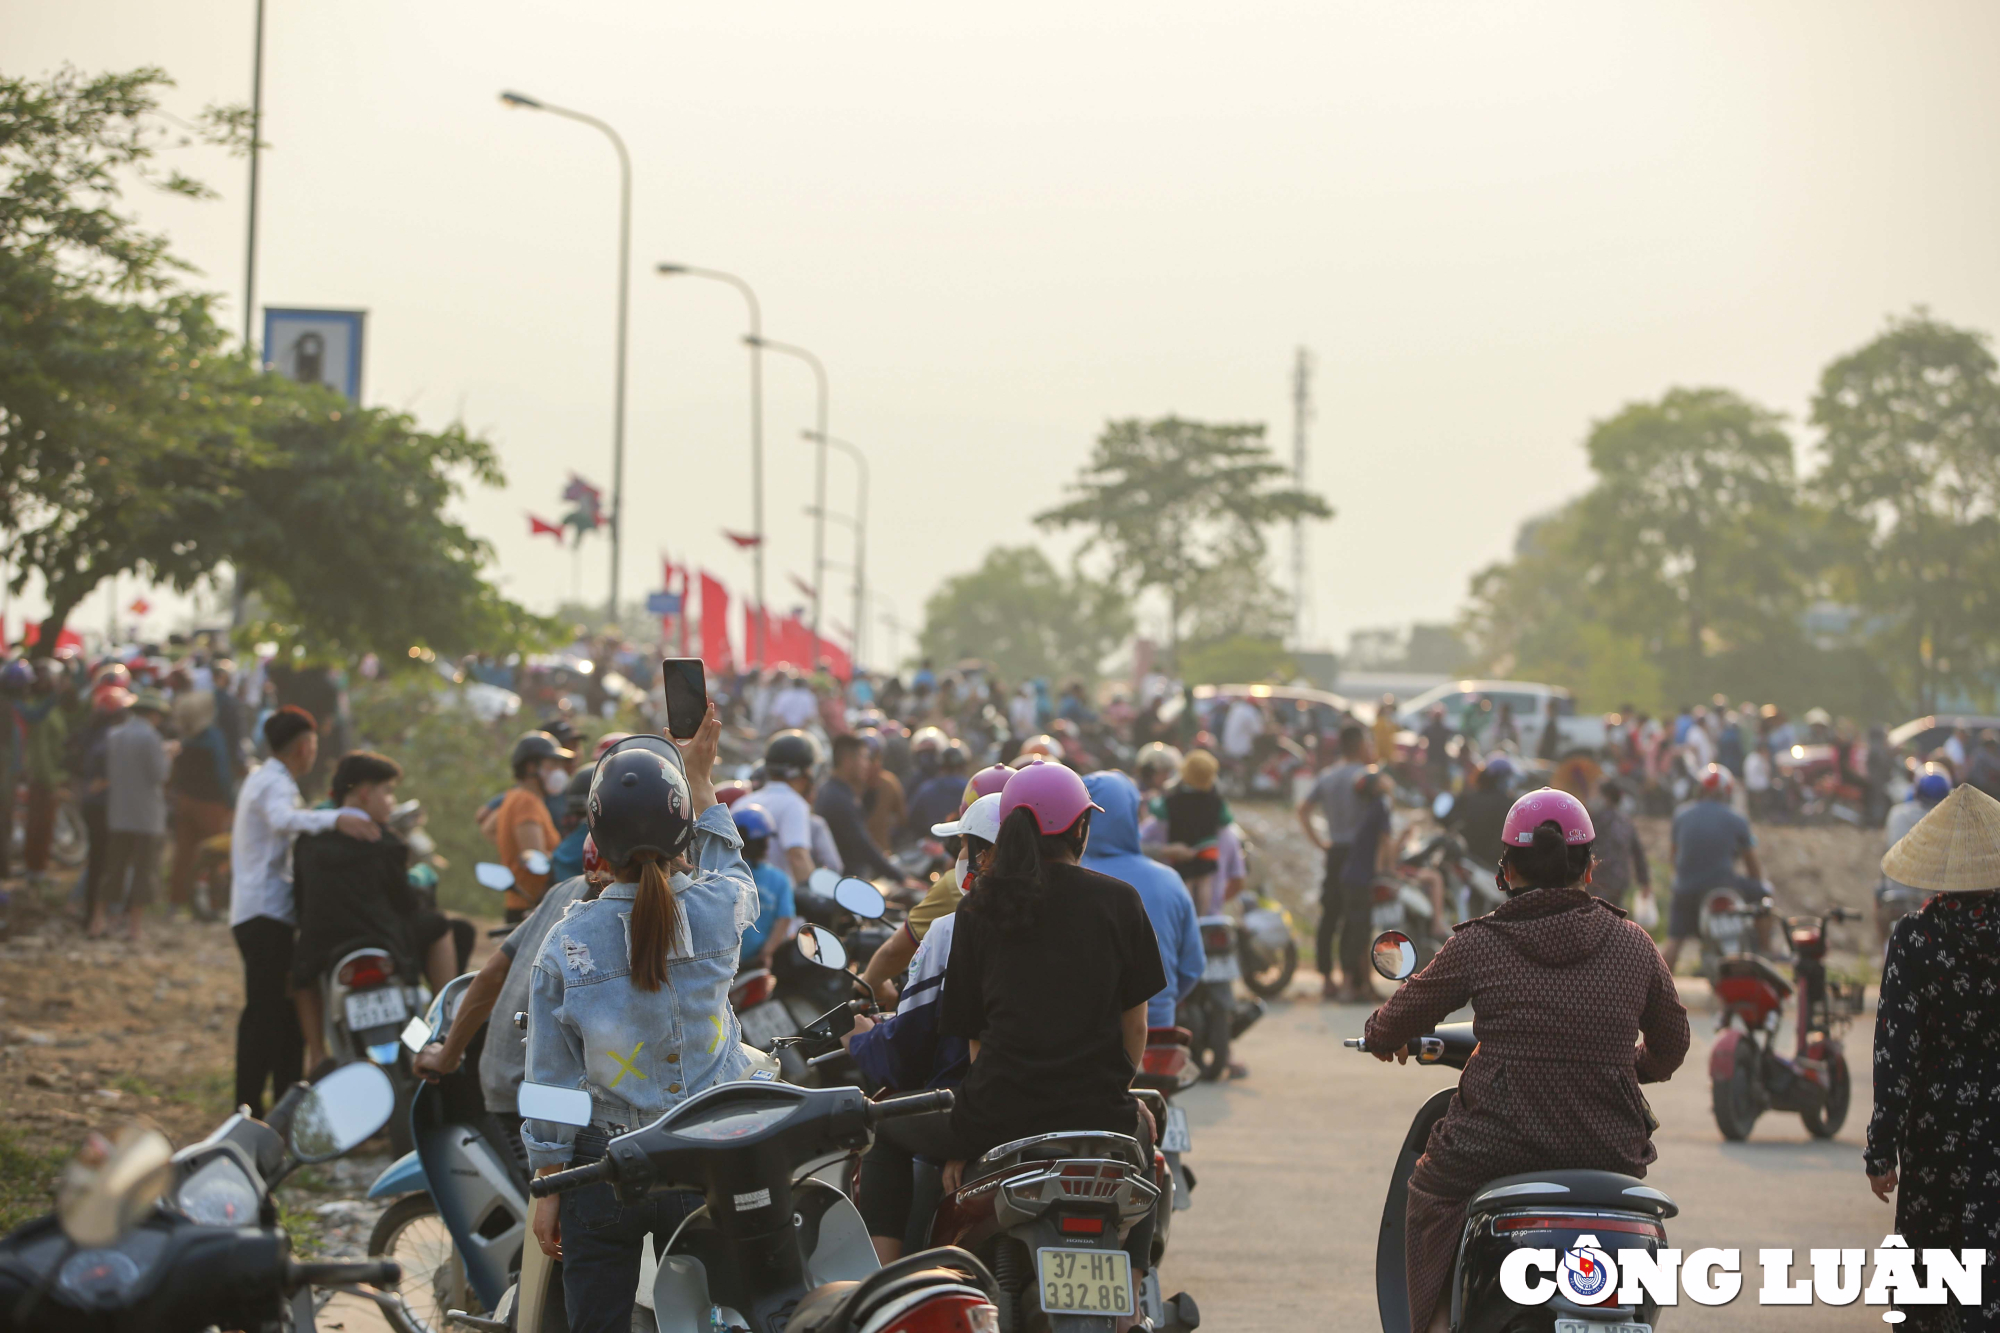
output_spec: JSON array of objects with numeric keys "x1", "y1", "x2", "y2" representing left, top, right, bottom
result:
[
  {"x1": 263, "y1": 307, "x2": 366, "y2": 402},
  {"x1": 646, "y1": 592, "x2": 683, "y2": 616}
]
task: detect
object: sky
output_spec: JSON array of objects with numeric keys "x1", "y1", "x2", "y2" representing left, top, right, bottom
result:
[{"x1": 9, "y1": 1, "x2": 2000, "y2": 666}]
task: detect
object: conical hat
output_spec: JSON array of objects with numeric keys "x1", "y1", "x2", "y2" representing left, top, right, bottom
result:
[{"x1": 1881, "y1": 784, "x2": 2000, "y2": 892}]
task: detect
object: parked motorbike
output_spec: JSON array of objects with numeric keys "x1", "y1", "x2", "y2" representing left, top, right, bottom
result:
[
  {"x1": 318, "y1": 941, "x2": 429, "y2": 1157},
  {"x1": 1348, "y1": 931, "x2": 1679, "y2": 1333},
  {"x1": 0, "y1": 1063, "x2": 407, "y2": 1332},
  {"x1": 1233, "y1": 888, "x2": 1299, "y2": 1000},
  {"x1": 1692, "y1": 878, "x2": 1776, "y2": 984},
  {"x1": 1708, "y1": 906, "x2": 1867, "y2": 1142},
  {"x1": 1178, "y1": 915, "x2": 1266, "y2": 1082},
  {"x1": 1415, "y1": 795, "x2": 1503, "y2": 924}
]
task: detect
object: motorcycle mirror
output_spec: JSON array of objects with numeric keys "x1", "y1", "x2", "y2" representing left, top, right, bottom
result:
[
  {"x1": 522, "y1": 848, "x2": 552, "y2": 876},
  {"x1": 795, "y1": 925, "x2": 849, "y2": 972},
  {"x1": 57, "y1": 1126, "x2": 173, "y2": 1248},
  {"x1": 518, "y1": 1081, "x2": 594, "y2": 1127},
  {"x1": 1370, "y1": 931, "x2": 1419, "y2": 981},
  {"x1": 1431, "y1": 792, "x2": 1454, "y2": 820},
  {"x1": 400, "y1": 1016, "x2": 431, "y2": 1055},
  {"x1": 288, "y1": 1063, "x2": 397, "y2": 1163},
  {"x1": 832, "y1": 876, "x2": 886, "y2": 921},
  {"x1": 474, "y1": 862, "x2": 516, "y2": 892},
  {"x1": 806, "y1": 867, "x2": 841, "y2": 897}
]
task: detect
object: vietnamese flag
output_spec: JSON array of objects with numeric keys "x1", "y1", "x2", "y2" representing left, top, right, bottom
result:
[{"x1": 528, "y1": 514, "x2": 565, "y2": 541}]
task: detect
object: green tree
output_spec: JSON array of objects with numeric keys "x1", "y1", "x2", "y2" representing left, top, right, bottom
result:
[
  {"x1": 0, "y1": 67, "x2": 550, "y2": 660},
  {"x1": 917, "y1": 546, "x2": 1132, "y2": 684},
  {"x1": 1811, "y1": 311, "x2": 2000, "y2": 712},
  {"x1": 1034, "y1": 417, "x2": 1330, "y2": 655}
]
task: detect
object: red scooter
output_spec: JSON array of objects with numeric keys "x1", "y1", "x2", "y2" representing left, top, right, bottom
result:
[{"x1": 1708, "y1": 906, "x2": 1868, "y2": 1141}]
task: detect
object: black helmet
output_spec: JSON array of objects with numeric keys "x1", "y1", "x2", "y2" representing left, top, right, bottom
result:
[
  {"x1": 764, "y1": 729, "x2": 821, "y2": 780},
  {"x1": 539, "y1": 715, "x2": 582, "y2": 749},
  {"x1": 563, "y1": 762, "x2": 597, "y2": 817},
  {"x1": 588, "y1": 746, "x2": 695, "y2": 868},
  {"x1": 511, "y1": 730, "x2": 575, "y2": 777}
]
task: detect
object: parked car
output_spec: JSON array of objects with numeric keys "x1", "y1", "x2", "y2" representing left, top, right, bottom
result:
[
  {"x1": 1394, "y1": 679, "x2": 1606, "y2": 758},
  {"x1": 1887, "y1": 714, "x2": 2000, "y2": 761}
]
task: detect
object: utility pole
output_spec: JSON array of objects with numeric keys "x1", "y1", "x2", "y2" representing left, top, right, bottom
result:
[
  {"x1": 1290, "y1": 346, "x2": 1314, "y2": 647},
  {"x1": 243, "y1": 0, "x2": 266, "y2": 352}
]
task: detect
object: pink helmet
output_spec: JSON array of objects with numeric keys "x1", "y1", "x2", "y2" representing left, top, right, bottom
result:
[
  {"x1": 963, "y1": 763, "x2": 1013, "y2": 805},
  {"x1": 999, "y1": 758, "x2": 1104, "y2": 835},
  {"x1": 1501, "y1": 787, "x2": 1595, "y2": 847}
]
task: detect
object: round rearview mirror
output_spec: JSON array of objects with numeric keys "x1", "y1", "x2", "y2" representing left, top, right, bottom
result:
[
  {"x1": 833, "y1": 876, "x2": 886, "y2": 920},
  {"x1": 522, "y1": 848, "x2": 551, "y2": 877},
  {"x1": 806, "y1": 867, "x2": 841, "y2": 897},
  {"x1": 795, "y1": 925, "x2": 848, "y2": 972},
  {"x1": 1371, "y1": 931, "x2": 1419, "y2": 982},
  {"x1": 58, "y1": 1126, "x2": 173, "y2": 1248},
  {"x1": 1431, "y1": 792, "x2": 1454, "y2": 820},
  {"x1": 289, "y1": 1063, "x2": 397, "y2": 1163},
  {"x1": 474, "y1": 862, "x2": 515, "y2": 892}
]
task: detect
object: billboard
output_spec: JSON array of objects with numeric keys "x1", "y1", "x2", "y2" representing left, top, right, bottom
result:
[{"x1": 263, "y1": 307, "x2": 366, "y2": 401}]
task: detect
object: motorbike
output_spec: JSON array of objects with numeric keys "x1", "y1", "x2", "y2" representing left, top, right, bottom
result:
[
  {"x1": 784, "y1": 871, "x2": 897, "y2": 1048},
  {"x1": 1418, "y1": 795, "x2": 1504, "y2": 924},
  {"x1": 1691, "y1": 878, "x2": 1776, "y2": 984},
  {"x1": 1177, "y1": 915, "x2": 1266, "y2": 1082},
  {"x1": 1348, "y1": 931, "x2": 1679, "y2": 1333},
  {"x1": 318, "y1": 941, "x2": 430, "y2": 1157},
  {"x1": 1708, "y1": 906, "x2": 1867, "y2": 1142},
  {"x1": 0, "y1": 1063, "x2": 409, "y2": 1332},
  {"x1": 1233, "y1": 887, "x2": 1299, "y2": 1001}
]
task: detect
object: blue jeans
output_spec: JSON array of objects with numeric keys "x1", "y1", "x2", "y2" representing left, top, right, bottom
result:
[{"x1": 559, "y1": 1183, "x2": 701, "y2": 1333}]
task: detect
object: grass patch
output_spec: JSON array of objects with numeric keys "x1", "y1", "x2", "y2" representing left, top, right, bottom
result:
[
  {"x1": 0, "y1": 1126, "x2": 74, "y2": 1234},
  {"x1": 277, "y1": 1198, "x2": 326, "y2": 1257}
]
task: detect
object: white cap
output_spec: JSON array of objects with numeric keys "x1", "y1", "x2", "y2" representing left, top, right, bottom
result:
[{"x1": 931, "y1": 792, "x2": 1004, "y2": 844}]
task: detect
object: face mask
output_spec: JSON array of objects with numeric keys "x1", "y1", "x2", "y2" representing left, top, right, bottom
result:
[
  {"x1": 544, "y1": 767, "x2": 569, "y2": 796},
  {"x1": 955, "y1": 855, "x2": 971, "y2": 892}
]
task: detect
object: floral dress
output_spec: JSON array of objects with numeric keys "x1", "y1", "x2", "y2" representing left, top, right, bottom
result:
[{"x1": 1865, "y1": 891, "x2": 2000, "y2": 1333}]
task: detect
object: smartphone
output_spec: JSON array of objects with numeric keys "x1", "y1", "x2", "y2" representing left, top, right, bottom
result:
[{"x1": 661, "y1": 658, "x2": 707, "y2": 740}]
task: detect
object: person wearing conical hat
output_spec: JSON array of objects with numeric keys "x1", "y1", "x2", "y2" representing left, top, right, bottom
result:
[{"x1": 1863, "y1": 784, "x2": 2000, "y2": 1332}]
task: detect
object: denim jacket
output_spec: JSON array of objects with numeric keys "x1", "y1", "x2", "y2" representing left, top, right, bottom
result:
[{"x1": 522, "y1": 803, "x2": 758, "y2": 1170}]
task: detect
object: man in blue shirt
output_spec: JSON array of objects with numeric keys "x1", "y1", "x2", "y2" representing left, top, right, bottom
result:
[
  {"x1": 733, "y1": 805, "x2": 798, "y2": 967},
  {"x1": 1661, "y1": 764, "x2": 1764, "y2": 970},
  {"x1": 1080, "y1": 771, "x2": 1204, "y2": 1031}
]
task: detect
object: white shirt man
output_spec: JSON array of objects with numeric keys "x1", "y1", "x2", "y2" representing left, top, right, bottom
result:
[
  {"x1": 1221, "y1": 698, "x2": 1264, "y2": 760},
  {"x1": 770, "y1": 682, "x2": 820, "y2": 731},
  {"x1": 744, "y1": 779, "x2": 816, "y2": 886}
]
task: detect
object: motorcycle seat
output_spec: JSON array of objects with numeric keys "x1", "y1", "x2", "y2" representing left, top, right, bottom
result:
[
  {"x1": 970, "y1": 1130, "x2": 1148, "y2": 1176},
  {"x1": 1716, "y1": 954, "x2": 1793, "y2": 998},
  {"x1": 1467, "y1": 1169, "x2": 1677, "y2": 1219}
]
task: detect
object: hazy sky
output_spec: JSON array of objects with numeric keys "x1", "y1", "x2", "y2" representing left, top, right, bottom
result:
[{"x1": 10, "y1": 1, "x2": 2000, "y2": 665}]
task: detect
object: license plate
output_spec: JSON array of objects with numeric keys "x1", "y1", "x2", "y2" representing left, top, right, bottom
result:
[
  {"x1": 1161, "y1": 1106, "x2": 1191, "y2": 1153},
  {"x1": 1371, "y1": 902, "x2": 1404, "y2": 929},
  {"x1": 1202, "y1": 955, "x2": 1240, "y2": 983},
  {"x1": 739, "y1": 1000, "x2": 796, "y2": 1047},
  {"x1": 344, "y1": 988, "x2": 408, "y2": 1032},
  {"x1": 1036, "y1": 1247, "x2": 1133, "y2": 1316},
  {"x1": 1553, "y1": 1323, "x2": 1650, "y2": 1333}
]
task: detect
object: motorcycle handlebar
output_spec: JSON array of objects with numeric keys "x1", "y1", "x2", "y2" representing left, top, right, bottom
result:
[
  {"x1": 868, "y1": 1089, "x2": 954, "y2": 1122},
  {"x1": 289, "y1": 1259, "x2": 403, "y2": 1291},
  {"x1": 529, "y1": 1158, "x2": 612, "y2": 1198}
]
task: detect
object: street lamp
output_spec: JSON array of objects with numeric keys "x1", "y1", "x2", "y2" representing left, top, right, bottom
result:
[
  {"x1": 802, "y1": 431, "x2": 868, "y2": 668},
  {"x1": 500, "y1": 89, "x2": 631, "y2": 623},
  {"x1": 657, "y1": 263, "x2": 766, "y2": 665},
  {"x1": 745, "y1": 336, "x2": 829, "y2": 640}
]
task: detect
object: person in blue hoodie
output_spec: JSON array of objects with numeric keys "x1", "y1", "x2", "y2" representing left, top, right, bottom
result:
[{"x1": 1081, "y1": 771, "x2": 1204, "y2": 1036}]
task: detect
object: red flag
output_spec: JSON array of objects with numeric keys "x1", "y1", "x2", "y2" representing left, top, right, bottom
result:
[
  {"x1": 529, "y1": 514, "x2": 565, "y2": 540},
  {"x1": 775, "y1": 614, "x2": 811, "y2": 670},
  {"x1": 699, "y1": 572, "x2": 733, "y2": 674},
  {"x1": 723, "y1": 530, "x2": 763, "y2": 549},
  {"x1": 743, "y1": 605, "x2": 771, "y2": 670},
  {"x1": 815, "y1": 634, "x2": 851, "y2": 682}
]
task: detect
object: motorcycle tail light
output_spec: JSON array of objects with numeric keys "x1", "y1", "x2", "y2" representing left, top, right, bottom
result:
[
  {"x1": 877, "y1": 1292, "x2": 997, "y2": 1333},
  {"x1": 1058, "y1": 1214, "x2": 1106, "y2": 1235},
  {"x1": 1493, "y1": 1214, "x2": 1663, "y2": 1240},
  {"x1": 1200, "y1": 925, "x2": 1233, "y2": 952},
  {"x1": 731, "y1": 972, "x2": 776, "y2": 1008},
  {"x1": 1142, "y1": 1046, "x2": 1189, "y2": 1078},
  {"x1": 1372, "y1": 883, "x2": 1395, "y2": 903},
  {"x1": 336, "y1": 953, "x2": 394, "y2": 989},
  {"x1": 1789, "y1": 929, "x2": 1820, "y2": 949},
  {"x1": 1705, "y1": 893, "x2": 1742, "y2": 916}
]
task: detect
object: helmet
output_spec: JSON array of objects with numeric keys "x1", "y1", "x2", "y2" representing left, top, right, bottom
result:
[
  {"x1": 911, "y1": 726, "x2": 948, "y2": 757},
  {"x1": 732, "y1": 805, "x2": 775, "y2": 842},
  {"x1": 0, "y1": 660, "x2": 32, "y2": 692},
  {"x1": 92, "y1": 683, "x2": 134, "y2": 714},
  {"x1": 593, "y1": 731, "x2": 633, "y2": 760},
  {"x1": 963, "y1": 763, "x2": 1013, "y2": 806},
  {"x1": 1482, "y1": 755, "x2": 1516, "y2": 782},
  {"x1": 1013, "y1": 733, "x2": 1065, "y2": 766},
  {"x1": 999, "y1": 758, "x2": 1103, "y2": 835},
  {"x1": 940, "y1": 739, "x2": 970, "y2": 770},
  {"x1": 1698, "y1": 763, "x2": 1735, "y2": 796},
  {"x1": 94, "y1": 662, "x2": 132, "y2": 690},
  {"x1": 764, "y1": 730, "x2": 821, "y2": 780},
  {"x1": 587, "y1": 745, "x2": 696, "y2": 868},
  {"x1": 1134, "y1": 742, "x2": 1183, "y2": 780},
  {"x1": 714, "y1": 780, "x2": 752, "y2": 807},
  {"x1": 1501, "y1": 787, "x2": 1596, "y2": 848},
  {"x1": 539, "y1": 715, "x2": 582, "y2": 748},
  {"x1": 564, "y1": 762, "x2": 598, "y2": 818},
  {"x1": 1914, "y1": 763, "x2": 1952, "y2": 805},
  {"x1": 511, "y1": 730, "x2": 574, "y2": 777}
]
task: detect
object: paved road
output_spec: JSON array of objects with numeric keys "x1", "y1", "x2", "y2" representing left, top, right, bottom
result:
[{"x1": 1158, "y1": 983, "x2": 1895, "y2": 1332}]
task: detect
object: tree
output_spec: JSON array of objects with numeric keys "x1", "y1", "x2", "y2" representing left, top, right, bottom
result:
[
  {"x1": 1035, "y1": 417, "x2": 1330, "y2": 655},
  {"x1": 1811, "y1": 311, "x2": 2000, "y2": 712},
  {"x1": 0, "y1": 67, "x2": 550, "y2": 660},
  {"x1": 917, "y1": 546, "x2": 1132, "y2": 684}
]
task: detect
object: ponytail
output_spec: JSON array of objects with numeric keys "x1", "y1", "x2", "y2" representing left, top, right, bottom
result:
[
  {"x1": 628, "y1": 852, "x2": 683, "y2": 991},
  {"x1": 964, "y1": 806, "x2": 1088, "y2": 937},
  {"x1": 1501, "y1": 821, "x2": 1593, "y2": 892}
]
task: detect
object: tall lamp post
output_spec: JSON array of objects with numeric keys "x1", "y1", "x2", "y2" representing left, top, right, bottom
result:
[
  {"x1": 657, "y1": 264, "x2": 766, "y2": 665},
  {"x1": 803, "y1": 431, "x2": 868, "y2": 669},
  {"x1": 500, "y1": 90, "x2": 631, "y2": 623},
  {"x1": 747, "y1": 337, "x2": 828, "y2": 640}
]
